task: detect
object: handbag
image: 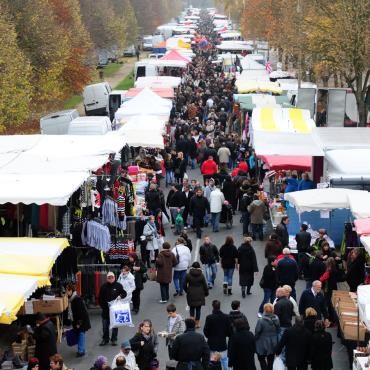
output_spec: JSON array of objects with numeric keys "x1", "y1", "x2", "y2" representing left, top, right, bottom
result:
[
  {"x1": 65, "y1": 329, "x2": 78, "y2": 346},
  {"x1": 146, "y1": 235, "x2": 153, "y2": 241},
  {"x1": 148, "y1": 267, "x2": 157, "y2": 281},
  {"x1": 174, "y1": 247, "x2": 180, "y2": 266},
  {"x1": 259, "y1": 276, "x2": 265, "y2": 288}
]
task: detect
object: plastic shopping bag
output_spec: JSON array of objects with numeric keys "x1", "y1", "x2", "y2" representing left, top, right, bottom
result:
[
  {"x1": 109, "y1": 299, "x2": 134, "y2": 329},
  {"x1": 65, "y1": 329, "x2": 78, "y2": 346},
  {"x1": 272, "y1": 356, "x2": 285, "y2": 370}
]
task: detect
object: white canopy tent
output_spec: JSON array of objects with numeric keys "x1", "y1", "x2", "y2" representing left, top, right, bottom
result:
[
  {"x1": 348, "y1": 192, "x2": 370, "y2": 219},
  {"x1": 0, "y1": 135, "x2": 125, "y2": 205},
  {"x1": 357, "y1": 285, "x2": 370, "y2": 330},
  {"x1": 134, "y1": 76, "x2": 182, "y2": 89},
  {"x1": 115, "y1": 88, "x2": 172, "y2": 122},
  {"x1": 360, "y1": 236, "x2": 370, "y2": 255},
  {"x1": 240, "y1": 56, "x2": 266, "y2": 71},
  {"x1": 284, "y1": 188, "x2": 367, "y2": 213}
]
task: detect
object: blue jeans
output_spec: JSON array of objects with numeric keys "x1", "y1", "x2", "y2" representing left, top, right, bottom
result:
[
  {"x1": 173, "y1": 270, "x2": 187, "y2": 294},
  {"x1": 251, "y1": 223, "x2": 263, "y2": 241},
  {"x1": 211, "y1": 351, "x2": 228, "y2": 370},
  {"x1": 223, "y1": 268, "x2": 234, "y2": 287},
  {"x1": 102, "y1": 317, "x2": 118, "y2": 342},
  {"x1": 258, "y1": 288, "x2": 276, "y2": 313},
  {"x1": 77, "y1": 331, "x2": 85, "y2": 354},
  {"x1": 205, "y1": 263, "x2": 217, "y2": 287},
  {"x1": 165, "y1": 170, "x2": 174, "y2": 186},
  {"x1": 211, "y1": 212, "x2": 220, "y2": 232}
]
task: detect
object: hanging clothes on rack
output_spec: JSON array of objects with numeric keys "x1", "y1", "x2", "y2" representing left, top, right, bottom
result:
[
  {"x1": 102, "y1": 196, "x2": 120, "y2": 228},
  {"x1": 107, "y1": 238, "x2": 134, "y2": 264},
  {"x1": 81, "y1": 220, "x2": 111, "y2": 252}
]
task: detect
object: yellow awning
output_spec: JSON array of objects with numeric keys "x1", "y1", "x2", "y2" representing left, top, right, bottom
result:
[
  {"x1": 235, "y1": 80, "x2": 283, "y2": 95},
  {"x1": 0, "y1": 238, "x2": 69, "y2": 324},
  {"x1": 0, "y1": 274, "x2": 39, "y2": 324}
]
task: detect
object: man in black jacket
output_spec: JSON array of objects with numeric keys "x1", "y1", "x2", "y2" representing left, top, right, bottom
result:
[
  {"x1": 295, "y1": 223, "x2": 312, "y2": 277},
  {"x1": 34, "y1": 313, "x2": 57, "y2": 370},
  {"x1": 172, "y1": 318, "x2": 210, "y2": 370},
  {"x1": 167, "y1": 184, "x2": 186, "y2": 226},
  {"x1": 276, "y1": 248, "x2": 299, "y2": 299},
  {"x1": 275, "y1": 316, "x2": 312, "y2": 370},
  {"x1": 145, "y1": 183, "x2": 161, "y2": 215},
  {"x1": 199, "y1": 236, "x2": 219, "y2": 288},
  {"x1": 299, "y1": 280, "x2": 328, "y2": 321},
  {"x1": 204, "y1": 300, "x2": 232, "y2": 370},
  {"x1": 182, "y1": 184, "x2": 194, "y2": 229},
  {"x1": 275, "y1": 216, "x2": 289, "y2": 247},
  {"x1": 99, "y1": 272, "x2": 127, "y2": 346},
  {"x1": 229, "y1": 300, "x2": 250, "y2": 333},
  {"x1": 274, "y1": 288, "x2": 295, "y2": 329},
  {"x1": 189, "y1": 188, "x2": 210, "y2": 239},
  {"x1": 66, "y1": 283, "x2": 91, "y2": 357}
]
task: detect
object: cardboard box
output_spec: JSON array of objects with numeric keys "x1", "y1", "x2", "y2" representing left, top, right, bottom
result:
[
  {"x1": 12, "y1": 340, "x2": 27, "y2": 360},
  {"x1": 340, "y1": 319, "x2": 367, "y2": 341},
  {"x1": 332, "y1": 290, "x2": 351, "y2": 306},
  {"x1": 33, "y1": 297, "x2": 66, "y2": 314}
]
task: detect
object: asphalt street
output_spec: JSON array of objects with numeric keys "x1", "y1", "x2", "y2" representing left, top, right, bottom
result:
[{"x1": 60, "y1": 168, "x2": 350, "y2": 370}]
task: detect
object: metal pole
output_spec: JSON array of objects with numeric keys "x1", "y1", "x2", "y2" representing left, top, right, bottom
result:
[{"x1": 17, "y1": 204, "x2": 20, "y2": 237}]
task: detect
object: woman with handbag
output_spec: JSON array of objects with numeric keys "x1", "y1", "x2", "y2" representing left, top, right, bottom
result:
[
  {"x1": 126, "y1": 252, "x2": 147, "y2": 314},
  {"x1": 255, "y1": 303, "x2": 280, "y2": 370},
  {"x1": 130, "y1": 320, "x2": 159, "y2": 370},
  {"x1": 156, "y1": 242, "x2": 178, "y2": 303},
  {"x1": 258, "y1": 257, "x2": 277, "y2": 317},
  {"x1": 143, "y1": 216, "x2": 160, "y2": 267},
  {"x1": 66, "y1": 283, "x2": 91, "y2": 357}
]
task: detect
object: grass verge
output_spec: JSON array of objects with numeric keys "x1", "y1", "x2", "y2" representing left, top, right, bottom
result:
[
  {"x1": 64, "y1": 95, "x2": 83, "y2": 109},
  {"x1": 114, "y1": 70, "x2": 134, "y2": 90},
  {"x1": 103, "y1": 62, "x2": 124, "y2": 78}
]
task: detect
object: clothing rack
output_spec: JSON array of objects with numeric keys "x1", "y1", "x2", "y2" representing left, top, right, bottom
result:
[{"x1": 77, "y1": 264, "x2": 121, "y2": 269}]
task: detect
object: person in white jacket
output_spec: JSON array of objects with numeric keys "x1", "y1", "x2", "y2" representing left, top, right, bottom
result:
[
  {"x1": 172, "y1": 238, "x2": 192, "y2": 296},
  {"x1": 209, "y1": 185, "x2": 225, "y2": 232},
  {"x1": 117, "y1": 265, "x2": 136, "y2": 303},
  {"x1": 111, "y1": 340, "x2": 139, "y2": 370}
]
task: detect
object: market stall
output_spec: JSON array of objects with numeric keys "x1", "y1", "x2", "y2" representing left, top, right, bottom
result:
[
  {"x1": 235, "y1": 80, "x2": 282, "y2": 94},
  {"x1": 134, "y1": 76, "x2": 182, "y2": 89}
]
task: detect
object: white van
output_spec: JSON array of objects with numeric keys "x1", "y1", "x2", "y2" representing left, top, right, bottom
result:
[
  {"x1": 83, "y1": 82, "x2": 112, "y2": 116},
  {"x1": 134, "y1": 59, "x2": 187, "y2": 81},
  {"x1": 67, "y1": 116, "x2": 112, "y2": 135},
  {"x1": 40, "y1": 109, "x2": 79, "y2": 135}
]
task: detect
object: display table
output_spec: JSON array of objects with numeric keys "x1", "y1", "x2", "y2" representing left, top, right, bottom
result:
[
  {"x1": 353, "y1": 351, "x2": 370, "y2": 370},
  {"x1": 269, "y1": 206, "x2": 286, "y2": 229}
]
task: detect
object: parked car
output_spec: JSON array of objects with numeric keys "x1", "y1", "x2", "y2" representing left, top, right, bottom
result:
[{"x1": 124, "y1": 44, "x2": 136, "y2": 57}]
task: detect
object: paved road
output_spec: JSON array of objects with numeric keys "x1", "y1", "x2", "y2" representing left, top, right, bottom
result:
[{"x1": 60, "y1": 167, "x2": 350, "y2": 370}]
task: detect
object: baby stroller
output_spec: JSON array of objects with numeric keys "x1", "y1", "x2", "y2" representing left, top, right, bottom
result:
[{"x1": 220, "y1": 201, "x2": 233, "y2": 229}]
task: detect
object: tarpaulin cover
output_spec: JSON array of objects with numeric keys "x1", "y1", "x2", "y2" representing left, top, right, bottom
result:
[
  {"x1": 0, "y1": 274, "x2": 39, "y2": 324},
  {"x1": 354, "y1": 219, "x2": 370, "y2": 235},
  {"x1": 325, "y1": 149, "x2": 370, "y2": 177},
  {"x1": 235, "y1": 80, "x2": 282, "y2": 94},
  {"x1": 348, "y1": 191, "x2": 370, "y2": 219},
  {"x1": 252, "y1": 108, "x2": 315, "y2": 133},
  {"x1": 160, "y1": 49, "x2": 191, "y2": 63},
  {"x1": 284, "y1": 188, "x2": 367, "y2": 213},
  {"x1": 260, "y1": 156, "x2": 311, "y2": 171},
  {"x1": 0, "y1": 238, "x2": 69, "y2": 284},
  {"x1": 0, "y1": 135, "x2": 125, "y2": 205},
  {"x1": 135, "y1": 76, "x2": 182, "y2": 89},
  {"x1": 125, "y1": 87, "x2": 174, "y2": 99}
]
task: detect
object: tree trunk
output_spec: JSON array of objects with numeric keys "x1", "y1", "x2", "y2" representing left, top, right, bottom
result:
[
  {"x1": 322, "y1": 76, "x2": 329, "y2": 87},
  {"x1": 333, "y1": 73, "x2": 339, "y2": 87}
]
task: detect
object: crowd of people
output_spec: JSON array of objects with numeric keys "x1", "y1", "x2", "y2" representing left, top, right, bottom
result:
[{"x1": 24, "y1": 10, "x2": 366, "y2": 370}]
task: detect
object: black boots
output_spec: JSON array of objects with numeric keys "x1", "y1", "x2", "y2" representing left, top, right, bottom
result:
[
  {"x1": 223, "y1": 283, "x2": 228, "y2": 294},
  {"x1": 228, "y1": 288, "x2": 232, "y2": 295},
  {"x1": 242, "y1": 287, "x2": 246, "y2": 298}
]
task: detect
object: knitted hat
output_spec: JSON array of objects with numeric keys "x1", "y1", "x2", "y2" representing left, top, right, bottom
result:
[{"x1": 94, "y1": 356, "x2": 107, "y2": 369}]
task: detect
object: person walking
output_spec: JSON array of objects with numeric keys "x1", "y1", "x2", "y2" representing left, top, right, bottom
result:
[
  {"x1": 273, "y1": 287, "x2": 295, "y2": 331},
  {"x1": 237, "y1": 236, "x2": 258, "y2": 297},
  {"x1": 228, "y1": 318, "x2": 256, "y2": 370},
  {"x1": 276, "y1": 248, "x2": 299, "y2": 299},
  {"x1": 209, "y1": 185, "x2": 225, "y2": 232},
  {"x1": 174, "y1": 152, "x2": 187, "y2": 184},
  {"x1": 117, "y1": 265, "x2": 136, "y2": 304},
  {"x1": 204, "y1": 300, "x2": 232, "y2": 370},
  {"x1": 182, "y1": 184, "x2": 194, "y2": 229},
  {"x1": 126, "y1": 253, "x2": 147, "y2": 314},
  {"x1": 111, "y1": 341, "x2": 138, "y2": 370},
  {"x1": 199, "y1": 236, "x2": 219, "y2": 289},
  {"x1": 299, "y1": 280, "x2": 328, "y2": 322},
  {"x1": 99, "y1": 272, "x2": 126, "y2": 346},
  {"x1": 189, "y1": 188, "x2": 210, "y2": 239},
  {"x1": 164, "y1": 153, "x2": 175, "y2": 187},
  {"x1": 145, "y1": 184, "x2": 162, "y2": 215},
  {"x1": 239, "y1": 192, "x2": 252, "y2": 236},
  {"x1": 346, "y1": 247, "x2": 366, "y2": 292},
  {"x1": 219, "y1": 236, "x2": 238, "y2": 295},
  {"x1": 248, "y1": 194, "x2": 266, "y2": 241},
  {"x1": 171, "y1": 318, "x2": 210, "y2": 370},
  {"x1": 130, "y1": 320, "x2": 158, "y2": 370},
  {"x1": 183, "y1": 262, "x2": 209, "y2": 329},
  {"x1": 310, "y1": 320, "x2": 333, "y2": 370},
  {"x1": 201, "y1": 155, "x2": 218, "y2": 185},
  {"x1": 156, "y1": 242, "x2": 178, "y2": 303},
  {"x1": 33, "y1": 313, "x2": 57, "y2": 370},
  {"x1": 142, "y1": 215, "x2": 160, "y2": 267},
  {"x1": 161, "y1": 304, "x2": 185, "y2": 359},
  {"x1": 276, "y1": 216, "x2": 289, "y2": 247},
  {"x1": 275, "y1": 316, "x2": 312, "y2": 370},
  {"x1": 258, "y1": 257, "x2": 278, "y2": 317},
  {"x1": 222, "y1": 176, "x2": 237, "y2": 212},
  {"x1": 255, "y1": 303, "x2": 280, "y2": 370},
  {"x1": 66, "y1": 283, "x2": 91, "y2": 357},
  {"x1": 217, "y1": 143, "x2": 231, "y2": 167},
  {"x1": 264, "y1": 233, "x2": 283, "y2": 260},
  {"x1": 172, "y1": 237, "x2": 192, "y2": 297},
  {"x1": 229, "y1": 300, "x2": 250, "y2": 333},
  {"x1": 295, "y1": 223, "x2": 312, "y2": 276}
]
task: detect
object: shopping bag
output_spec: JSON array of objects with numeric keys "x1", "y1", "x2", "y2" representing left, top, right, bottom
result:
[
  {"x1": 147, "y1": 267, "x2": 157, "y2": 281},
  {"x1": 272, "y1": 356, "x2": 285, "y2": 370},
  {"x1": 65, "y1": 329, "x2": 78, "y2": 346},
  {"x1": 162, "y1": 212, "x2": 169, "y2": 226},
  {"x1": 109, "y1": 299, "x2": 134, "y2": 329}
]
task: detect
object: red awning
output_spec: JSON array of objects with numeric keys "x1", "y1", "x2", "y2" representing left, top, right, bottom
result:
[
  {"x1": 160, "y1": 50, "x2": 191, "y2": 63},
  {"x1": 260, "y1": 156, "x2": 312, "y2": 171},
  {"x1": 354, "y1": 218, "x2": 370, "y2": 236},
  {"x1": 126, "y1": 87, "x2": 174, "y2": 99}
]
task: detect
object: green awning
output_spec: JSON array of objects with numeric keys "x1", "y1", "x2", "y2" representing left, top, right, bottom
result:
[{"x1": 236, "y1": 94, "x2": 293, "y2": 111}]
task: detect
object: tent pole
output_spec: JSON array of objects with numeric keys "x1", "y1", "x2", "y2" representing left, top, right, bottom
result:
[{"x1": 17, "y1": 204, "x2": 20, "y2": 237}]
